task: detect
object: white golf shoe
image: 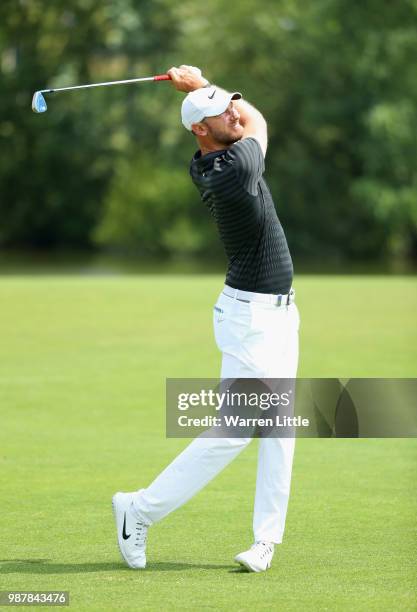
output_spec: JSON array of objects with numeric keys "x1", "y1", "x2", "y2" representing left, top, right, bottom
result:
[
  {"x1": 234, "y1": 541, "x2": 275, "y2": 572},
  {"x1": 112, "y1": 492, "x2": 148, "y2": 569}
]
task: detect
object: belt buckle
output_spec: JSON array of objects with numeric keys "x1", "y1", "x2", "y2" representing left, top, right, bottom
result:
[{"x1": 276, "y1": 294, "x2": 283, "y2": 307}]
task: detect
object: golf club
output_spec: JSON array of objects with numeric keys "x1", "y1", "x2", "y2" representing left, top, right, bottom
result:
[{"x1": 31, "y1": 73, "x2": 171, "y2": 113}]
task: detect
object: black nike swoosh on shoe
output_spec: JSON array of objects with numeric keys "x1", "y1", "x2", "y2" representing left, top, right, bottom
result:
[
  {"x1": 122, "y1": 513, "x2": 131, "y2": 540},
  {"x1": 208, "y1": 88, "x2": 217, "y2": 99}
]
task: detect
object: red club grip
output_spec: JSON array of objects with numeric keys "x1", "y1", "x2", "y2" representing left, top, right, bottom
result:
[{"x1": 154, "y1": 74, "x2": 171, "y2": 81}]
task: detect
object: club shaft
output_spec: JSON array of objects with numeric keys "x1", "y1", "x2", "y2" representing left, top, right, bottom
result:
[{"x1": 41, "y1": 75, "x2": 169, "y2": 95}]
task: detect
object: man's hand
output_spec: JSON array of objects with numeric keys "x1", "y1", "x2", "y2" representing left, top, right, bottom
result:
[{"x1": 167, "y1": 65, "x2": 209, "y2": 93}]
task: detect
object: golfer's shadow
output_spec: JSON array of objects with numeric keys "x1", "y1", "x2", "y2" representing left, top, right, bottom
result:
[{"x1": 0, "y1": 559, "x2": 233, "y2": 574}]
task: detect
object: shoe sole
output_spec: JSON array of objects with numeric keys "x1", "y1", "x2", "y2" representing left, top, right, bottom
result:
[
  {"x1": 112, "y1": 493, "x2": 145, "y2": 570},
  {"x1": 235, "y1": 557, "x2": 271, "y2": 573}
]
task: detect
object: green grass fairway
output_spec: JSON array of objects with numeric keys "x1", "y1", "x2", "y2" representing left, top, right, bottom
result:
[{"x1": 0, "y1": 275, "x2": 416, "y2": 611}]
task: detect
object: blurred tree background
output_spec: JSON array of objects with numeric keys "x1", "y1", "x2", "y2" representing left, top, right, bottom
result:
[{"x1": 1, "y1": 0, "x2": 416, "y2": 264}]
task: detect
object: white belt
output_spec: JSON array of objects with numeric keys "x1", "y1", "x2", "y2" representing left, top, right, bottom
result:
[{"x1": 223, "y1": 285, "x2": 295, "y2": 307}]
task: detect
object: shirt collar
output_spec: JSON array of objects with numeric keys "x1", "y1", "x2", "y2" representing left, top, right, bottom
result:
[{"x1": 192, "y1": 148, "x2": 227, "y2": 172}]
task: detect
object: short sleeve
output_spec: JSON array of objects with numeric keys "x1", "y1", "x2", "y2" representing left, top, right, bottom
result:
[{"x1": 225, "y1": 137, "x2": 265, "y2": 196}]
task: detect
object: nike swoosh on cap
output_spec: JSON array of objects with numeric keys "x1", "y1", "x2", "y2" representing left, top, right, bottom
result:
[{"x1": 208, "y1": 88, "x2": 217, "y2": 99}]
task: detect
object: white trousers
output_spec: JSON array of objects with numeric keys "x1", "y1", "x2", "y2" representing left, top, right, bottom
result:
[{"x1": 133, "y1": 290, "x2": 300, "y2": 543}]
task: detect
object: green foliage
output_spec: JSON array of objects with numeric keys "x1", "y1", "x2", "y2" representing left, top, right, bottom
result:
[
  {"x1": 0, "y1": 0, "x2": 416, "y2": 260},
  {"x1": 94, "y1": 151, "x2": 208, "y2": 255}
]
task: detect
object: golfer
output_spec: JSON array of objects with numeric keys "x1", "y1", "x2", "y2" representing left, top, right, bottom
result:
[{"x1": 113, "y1": 65, "x2": 300, "y2": 572}]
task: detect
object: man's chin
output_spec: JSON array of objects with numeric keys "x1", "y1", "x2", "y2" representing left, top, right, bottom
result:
[
  {"x1": 224, "y1": 130, "x2": 244, "y2": 146},
  {"x1": 232, "y1": 127, "x2": 245, "y2": 142},
  {"x1": 213, "y1": 128, "x2": 244, "y2": 147}
]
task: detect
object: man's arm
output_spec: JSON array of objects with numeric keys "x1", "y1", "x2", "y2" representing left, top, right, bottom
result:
[{"x1": 233, "y1": 98, "x2": 268, "y2": 157}]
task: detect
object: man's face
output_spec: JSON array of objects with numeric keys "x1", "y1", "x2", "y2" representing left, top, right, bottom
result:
[{"x1": 200, "y1": 102, "x2": 244, "y2": 146}]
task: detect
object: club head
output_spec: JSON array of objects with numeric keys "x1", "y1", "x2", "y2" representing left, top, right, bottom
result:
[{"x1": 32, "y1": 91, "x2": 47, "y2": 113}]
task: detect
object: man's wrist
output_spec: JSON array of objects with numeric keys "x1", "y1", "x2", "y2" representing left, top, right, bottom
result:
[{"x1": 192, "y1": 78, "x2": 210, "y2": 91}]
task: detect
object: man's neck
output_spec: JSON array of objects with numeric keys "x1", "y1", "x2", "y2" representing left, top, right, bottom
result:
[
  {"x1": 197, "y1": 135, "x2": 242, "y2": 157},
  {"x1": 199, "y1": 142, "x2": 228, "y2": 157}
]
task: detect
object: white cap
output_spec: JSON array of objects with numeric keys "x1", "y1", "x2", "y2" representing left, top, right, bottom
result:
[{"x1": 181, "y1": 86, "x2": 242, "y2": 131}]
